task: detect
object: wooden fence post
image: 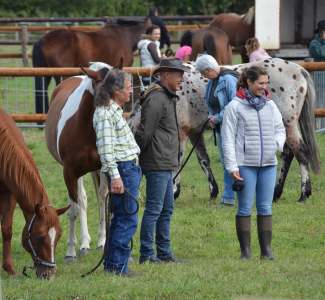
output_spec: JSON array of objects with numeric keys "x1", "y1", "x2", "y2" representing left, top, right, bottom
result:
[{"x1": 20, "y1": 24, "x2": 29, "y2": 66}]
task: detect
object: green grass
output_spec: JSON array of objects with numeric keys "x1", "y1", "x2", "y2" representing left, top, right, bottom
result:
[{"x1": 1, "y1": 130, "x2": 325, "y2": 299}]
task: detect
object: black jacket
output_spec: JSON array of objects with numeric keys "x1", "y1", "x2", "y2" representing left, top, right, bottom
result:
[
  {"x1": 135, "y1": 83, "x2": 180, "y2": 171},
  {"x1": 149, "y1": 15, "x2": 171, "y2": 48}
]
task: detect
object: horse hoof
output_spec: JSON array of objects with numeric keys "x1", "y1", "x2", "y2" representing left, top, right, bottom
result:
[
  {"x1": 64, "y1": 256, "x2": 77, "y2": 263},
  {"x1": 79, "y1": 248, "x2": 90, "y2": 256}
]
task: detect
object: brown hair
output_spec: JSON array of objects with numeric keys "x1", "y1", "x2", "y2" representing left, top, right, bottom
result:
[
  {"x1": 237, "y1": 66, "x2": 268, "y2": 90},
  {"x1": 245, "y1": 37, "x2": 260, "y2": 55}
]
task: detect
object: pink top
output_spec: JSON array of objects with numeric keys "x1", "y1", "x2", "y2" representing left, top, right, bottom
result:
[
  {"x1": 249, "y1": 48, "x2": 271, "y2": 62},
  {"x1": 175, "y1": 46, "x2": 192, "y2": 61}
]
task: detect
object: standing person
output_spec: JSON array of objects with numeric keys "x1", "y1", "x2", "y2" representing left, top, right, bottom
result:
[
  {"x1": 148, "y1": 6, "x2": 171, "y2": 50},
  {"x1": 195, "y1": 54, "x2": 239, "y2": 206},
  {"x1": 138, "y1": 25, "x2": 163, "y2": 86},
  {"x1": 221, "y1": 66, "x2": 285, "y2": 260},
  {"x1": 135, "y1": 58, "x2": 189, "y2": 264},
  {"x1": 309, "y1": 20, "x2": 325, "y2": 61},
  {"x1": 93, "y1": 69, "x2": 141, "y2": 276},
  {"x1": 245, "y1": 37, "x2": 271, "y2": 62},
  {"x1": 175, "y1": 30, "x2": 193, "y2": 61}
]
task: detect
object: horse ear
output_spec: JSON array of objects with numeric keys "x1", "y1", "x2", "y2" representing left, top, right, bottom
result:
[
  {"x1": 35, "y1": 204, "x2": 47, "y2": 218},
  {"x1": 80, "y1": 66, "x2": 102, "y2": 82},
  {"x1": 56, "y1": 205, "x2": 70, "y2": 216}
]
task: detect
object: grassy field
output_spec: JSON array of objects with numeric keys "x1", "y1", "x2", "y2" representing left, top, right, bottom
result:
[{"x1": 1, "y1": 129, "x2": 325, "y2": 300}]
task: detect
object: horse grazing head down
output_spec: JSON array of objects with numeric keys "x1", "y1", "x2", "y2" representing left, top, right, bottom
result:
[{"x1": 21, "y1": 204, "x2": 69, "y2": 279}]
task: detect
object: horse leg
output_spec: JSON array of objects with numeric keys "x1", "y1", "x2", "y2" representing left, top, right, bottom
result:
[
  {"x1": 189, "y1": 130, "x2": 219, "y2": 199},
  {"x1": 90, "y1": 171, "x2": 107, "y2": 249},
  {"x1": 273, "y1": 143, "x2": 294, "y2": 202},
  {"x1": 0, "y1": 190, "x2": 16, "y2": 275},
  {"x1": 77, "y1": 177, "x2": 91, "y2": 255},
  {"x1": 286, "y1": 124, "x2": 312, "y2": 202}
]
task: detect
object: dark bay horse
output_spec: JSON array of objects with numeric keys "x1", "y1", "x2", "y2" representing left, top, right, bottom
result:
[
  {"x1": 32, "y1": 18, "x2": 150, "y2": 113},
  {"x1": 0, "y1": 108, "x2": 69, "y2": 279},
  {"x1": 210, "y1": 6, "x2": 255, "y2": 62},
  {"x1": 180, "y1": 27, "x2": 232, "y2": 64}
]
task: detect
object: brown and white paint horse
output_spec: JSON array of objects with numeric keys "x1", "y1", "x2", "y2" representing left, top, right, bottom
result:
[{"x1": 0, "y1": 108, "x2": 69, "y2": 279}]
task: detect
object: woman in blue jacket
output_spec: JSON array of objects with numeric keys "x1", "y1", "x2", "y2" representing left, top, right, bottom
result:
[{"x1": 195, "y1": 54, "x2": 238, "y2": 206}]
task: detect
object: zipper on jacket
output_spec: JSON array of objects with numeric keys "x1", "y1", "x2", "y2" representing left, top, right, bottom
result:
[{"x1": 257, "y1": 110, "x2": 264, "y2": 166}]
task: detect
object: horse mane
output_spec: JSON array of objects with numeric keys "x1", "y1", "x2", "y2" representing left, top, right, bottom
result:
[
  {"x1": 0, "y1": 124, "x2": 46, "y2": 205},
  {"x1": 242, "y1": 6, "x2": 255, "y2": 25}
]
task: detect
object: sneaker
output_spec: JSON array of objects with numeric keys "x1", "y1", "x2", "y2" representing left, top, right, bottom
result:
[{"x1": 139, "y1": 255, "x2": 161, "y2": 264}]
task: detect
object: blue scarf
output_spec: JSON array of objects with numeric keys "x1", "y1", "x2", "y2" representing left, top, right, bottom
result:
[{"x1": 243, "y1": 89, "x2": 267, "y2": 111}]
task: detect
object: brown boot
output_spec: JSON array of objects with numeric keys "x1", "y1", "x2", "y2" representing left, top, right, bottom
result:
[
  {"x1": 257, "y1": 215, "x2": 274, "y2": 260},
  {"x1": 236, "y1": 215, "x2": 251, "y2": 259}
]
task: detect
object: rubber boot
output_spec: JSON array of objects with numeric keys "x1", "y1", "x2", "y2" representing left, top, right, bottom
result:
[
  {"x1": 235, "y1": 215, "x2": 251, "y2": 259},
  {"x1": 257, "y1": 215, "x2": 274, "y2": 260}
]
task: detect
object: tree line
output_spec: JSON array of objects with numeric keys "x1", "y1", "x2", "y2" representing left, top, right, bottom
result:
[{"x1": 0, "y1": 0, "x2": 254, "y2": 18}]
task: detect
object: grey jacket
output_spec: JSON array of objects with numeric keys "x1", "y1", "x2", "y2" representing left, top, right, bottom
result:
[
  {"x1": 221, "y1": 96, "x2": 286, "y2": 173},
  {"x1": 135, "y1": 83, "x2": 180, "y2": 171}
]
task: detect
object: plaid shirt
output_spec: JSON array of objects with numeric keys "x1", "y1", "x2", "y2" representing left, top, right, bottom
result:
[{"x1": 93, "y1": 101, "x2": 140, "y2": 179}]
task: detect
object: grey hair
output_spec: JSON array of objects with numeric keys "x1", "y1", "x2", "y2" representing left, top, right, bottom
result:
[
  {"x1": 94, "y1": 69, "x2": 130, "y2": 107},
  {"x1": 195, "y1": 54, "x2": 219, "y2": 73}
]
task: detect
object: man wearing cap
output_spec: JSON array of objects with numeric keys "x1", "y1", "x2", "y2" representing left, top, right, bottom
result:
[
  {"x1": 195, "y1": 54, "x2": 239, "y2": 207},
  {"x1": 135, "y1": 58, "x2": 189, "y2": 264},
  {"x1": 309, "y1": 20, "x2": 325, "y2": 61}
]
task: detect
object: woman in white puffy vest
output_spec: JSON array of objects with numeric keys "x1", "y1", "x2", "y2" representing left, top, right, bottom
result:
[
  {"x1": 221, "y1": 66, "x2": 286, "y2": 261},
  {"x1": 137, "y1": 25, "x2": 162, "y2": 86}
]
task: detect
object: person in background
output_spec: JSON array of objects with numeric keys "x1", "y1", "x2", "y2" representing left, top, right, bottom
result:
[
  {"x1": 93, "y1": 69, "x2": 141, "y2": 277},
  {"x1": 148, "y1": 6, "x2": 171, "y2": 50},
  {"x1": 135, "y1": 58, "x2": 190, "y2": 264},
  {"x1": 245, "y1": 37, "x2": 271, "y2": 62},
  {"x1": 309, "y1": 20, "x2": 325, "y2": 61},
  {"x1": 222, "y1": 66, "x2": 285, "y2": 260},
  {"x1": 138, "y1": 25, "x2": 163, "y2": 85},
  {"x1": 175, "y1": 30, "x2": 193, "y2": 61},
  {"x1": 195, "y1": 54, "x2": 239, "y2": 207}
]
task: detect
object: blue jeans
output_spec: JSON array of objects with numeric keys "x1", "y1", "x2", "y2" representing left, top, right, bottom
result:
[
  {"x1": 104, "y1": 160, "x2": 141, "y2": 274},
  {"x1": 237, "y1": 165, "x2": 277, "y2": 216},
  {"x1": 140, "y1": 170, "x2": 174, "y2": 259},
  {"x1": 216, "y1": 132, "x2": 235, "y2": 204}
]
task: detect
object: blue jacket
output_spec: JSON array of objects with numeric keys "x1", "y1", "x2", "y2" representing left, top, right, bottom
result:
[
  {"x1": 309, "y1": 35, "x2": 325, "y2": 61},
  {"x1": 204, "y1": 73, "x2": 238, "y2": 124}
]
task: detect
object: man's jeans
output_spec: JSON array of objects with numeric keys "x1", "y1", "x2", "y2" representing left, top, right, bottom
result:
[
  {"x1": 237, "y1": 165, "x2": 277, "y2": 216},
  {"x1": 140, "y1": 170, "x2": 174, "y2": 259},
  {"x1": 216, "y1": 132, "x2": 235, "y2": 204},
  {"x1": 104, "y1": 160, "x2": 141, "y2": 274}
]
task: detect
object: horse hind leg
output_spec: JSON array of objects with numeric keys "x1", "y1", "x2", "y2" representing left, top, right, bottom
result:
[
  {"x1": 91, "y1": 171, "x2": 107, "y2": 249},
  {"x1": 0, "y1": 190, "x2": 16, "y2": 275},
  {"x1": 286, "y1": 124, "x2": 312, "y2": 202},
  {"x1": 273, "y1": 143, "x2": 294, "y2": 202},
  {"x1": 189, "y1": 130, "x2": 218, "y2": 200}
]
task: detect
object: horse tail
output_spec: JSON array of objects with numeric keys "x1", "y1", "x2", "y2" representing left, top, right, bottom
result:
[
  {"x1": 299, "y1": 68, "x2": 320, "y2": 174},
  {"x1": 203, "y1": 33, "x2": 216, "y2": 58},
  {"x1": 32, "y1": 39, "x2": 47, "y2": 67},
  {"x1": 180, "y1": 30, "x2": 193, "y2": 47}
]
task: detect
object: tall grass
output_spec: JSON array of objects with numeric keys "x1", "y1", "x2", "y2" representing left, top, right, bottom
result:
[{"x1": 1, "y1": 129, "x2": 325, "y2": 299}]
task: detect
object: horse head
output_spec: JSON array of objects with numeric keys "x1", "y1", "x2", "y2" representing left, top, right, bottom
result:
[{"x1": 22, "y1": 204, "x2": 69, "y2": 279}]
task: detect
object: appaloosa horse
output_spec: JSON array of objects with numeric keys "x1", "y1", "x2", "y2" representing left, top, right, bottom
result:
[
  {"x1": 175, "y1": 58, "x2": 320, "y2": 202},
  {"x1": 0, "y1": 108, "x2": 69, "y2": 279},
  {"x1": 210, "y1": 7, "x2": 255, "y2": 62},
  {"x1": 32, "y1": 18, "x2": 150, "y2": 114}
]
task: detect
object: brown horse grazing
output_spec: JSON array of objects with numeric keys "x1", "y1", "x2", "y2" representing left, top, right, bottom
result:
[
  {"x1": 32, "y1": 18, "x2": 150, "y2": 114},
  {"x1": 180, "y1": 27, "x2": 232, "y2": 64},
  {"x1": 210, "y1": 6, "x2": 255, "y2": 62},
  {"x1": 0, "y1": 108, "x2": 69, "y2": 279}
]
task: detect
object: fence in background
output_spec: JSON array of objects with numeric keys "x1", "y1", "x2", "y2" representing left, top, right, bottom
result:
[{"x1": 1, "y1": 62, "x2": 325, "y2": 127}]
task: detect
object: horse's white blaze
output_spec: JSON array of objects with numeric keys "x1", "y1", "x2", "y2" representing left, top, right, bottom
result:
[{"x1": 48, "y1": 227, "x2": 56, "y2": 262}]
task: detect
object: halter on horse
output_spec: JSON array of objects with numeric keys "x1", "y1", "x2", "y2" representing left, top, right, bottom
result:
[{"x1": 0, "y1": 108, "x2": 69, "y2": 279}]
